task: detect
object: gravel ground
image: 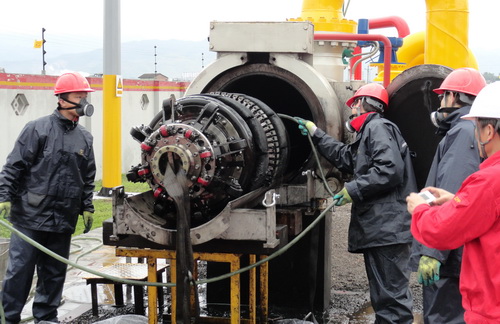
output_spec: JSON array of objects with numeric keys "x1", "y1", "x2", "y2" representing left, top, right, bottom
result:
[
  {"x1": 67, "y1": 204, "x2": 423, "y2": 323},
  {"x1": 64, "y1": 305, "x2": 139, "y2": 323}
]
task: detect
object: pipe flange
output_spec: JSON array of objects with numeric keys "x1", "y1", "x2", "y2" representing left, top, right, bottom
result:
[{"x1": 143, "y1": 123, "x2": 215, "y2": 197}]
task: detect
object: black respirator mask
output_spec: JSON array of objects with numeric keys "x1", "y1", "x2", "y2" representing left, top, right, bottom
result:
[
  {"x1": 431, "y1": 107, "x2": 457, "y2": 128},
  {"x1": 345, "y1": 115, "x2": 357, "y2": 133},
  {"x1": 58, "y1": 97, "x2": 94, "y2": 117},
  {"x1": 430, "y1": 91, "x2": 471, "y2": 128},
  {"x1": 345, "y1": 97, "x2": 384, "y2": 133},
  {"x1": 430, "y1": 107, "x2": 455, "y2": 128}
]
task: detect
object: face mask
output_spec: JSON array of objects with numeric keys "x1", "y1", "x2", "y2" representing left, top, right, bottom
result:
[
  {"x1": 475, "y1": 121, "x2": 495, "y2": 159},
  {"x1": 346, "y1": 98, "x2": 364, "y2": 132},
  {"x1": 59, "y1": 97, "x2": 94, "y2": 117},
  {"x1": 345, "y1": 112, "x2": 376, "y2": 133},
  {"x1": 430, "y1": 107, "x2": 455, "y2": 128},
  {"x1": 430, "y1": 111, "x2": 445, "y2": 128},
  {"x1": 345, "y1": 115, "x2": 356, "y2": 133}
]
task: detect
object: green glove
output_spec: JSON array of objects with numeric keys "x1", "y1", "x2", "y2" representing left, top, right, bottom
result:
[
  {"x1": 296, "y1": 118, "x2": 317, "y2": 136},
  {"x1": 333, "y1": 188, "x2": 352, "y2": 206},
  {"x1": 82, "y1": 211, "x2": 94, "y2": 234},
  {"x1": 417, "y1": 255, "x2": 441, "y2": 286},
  {"x1": 0, "y1": 201, "x2": 11, "y2": 219}
]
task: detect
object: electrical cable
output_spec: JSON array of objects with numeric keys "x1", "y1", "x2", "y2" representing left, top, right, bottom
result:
[{"x1": 342, "y1": 0, "x2": 351, "y2": 17}]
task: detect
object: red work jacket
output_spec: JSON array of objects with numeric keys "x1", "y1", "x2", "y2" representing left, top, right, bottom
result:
[{"x1": 411, "y1": 150, "x2": 500, "y2": 323}]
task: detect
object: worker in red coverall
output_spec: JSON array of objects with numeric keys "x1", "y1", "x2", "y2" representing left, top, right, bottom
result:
[
  {"x1": 410, "y1": 67, "x2": 486, "y2": 324},
  {"x1": 407, "y1": 81, "x2": 500, "y2": 323}
]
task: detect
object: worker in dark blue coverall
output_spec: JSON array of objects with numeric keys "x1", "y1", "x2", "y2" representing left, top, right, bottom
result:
[
  {"x1": 297, "y1": 83, "x2": 417, "y2": 323},
  {"x1": 410, "y1": 67, "x2": 486, "y2": 324},
  {"x1": 0, "y1": 72, "x2": 96, "y2": 324}
]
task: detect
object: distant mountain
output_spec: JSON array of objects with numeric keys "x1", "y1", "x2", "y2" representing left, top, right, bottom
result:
[
  {"x1": 120, "y1": 40, "x2": 216, "y2": 80},
  {"x1": 2, "y1": 37, "x2": 497, "y2": 78},
  {"x1": 474, "y1": 51, "x2": 500, "y2": 76},
  {"x1": 0, "y1": 39, "x2": 216, "y2": 80}
]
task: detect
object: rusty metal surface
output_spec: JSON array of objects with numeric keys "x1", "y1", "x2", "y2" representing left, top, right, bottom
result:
[{"x1": 386, "y1": 64, "x2": 452, "y2": 189}]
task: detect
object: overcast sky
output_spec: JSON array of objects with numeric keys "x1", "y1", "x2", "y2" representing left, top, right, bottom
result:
[{"x1": 0, "y1": 0, "x2": 498, "y2": 71}]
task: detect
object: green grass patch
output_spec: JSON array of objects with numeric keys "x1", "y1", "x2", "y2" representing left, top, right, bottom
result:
[
  {"x1": 0, "y1": 221, "x2": 11, "y2": 238},
  {"x1": 72, "y1": 199, "x2": 113, "y2": 236},
  {"x1": 1, "y1": 175, "x2": 151, "y2": 238},
  {"x1": 94, "y1": 174, "x2": 150, "y2": 193}
]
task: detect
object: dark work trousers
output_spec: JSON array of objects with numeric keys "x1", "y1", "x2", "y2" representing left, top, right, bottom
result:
[
  {"x1": 1, "y1": 225, "x2": 72, "y2": 324},
  {"x1": 423, "y1": 276, "x2": 465, "y2": 324},
  {"x1": 363, "y1": 244, "x2": 413, "y2": 324}
]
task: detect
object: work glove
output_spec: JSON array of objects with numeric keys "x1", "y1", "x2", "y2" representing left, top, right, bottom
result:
[
  {"x1": 82, "y1": 211, "x2": 94, "y2": 234},
  {"x1": 417, "y1": 255, "x2": 441, "y2": 286},
  {"x1": 296, "y1": 118, "x2": 317, "y2": 136},
  {"x1": 333, "y1": 188, "x2": 352, "y2": 206},
  {"x1": 0, "y1": 201, "x2": 11, "y2": 219}
]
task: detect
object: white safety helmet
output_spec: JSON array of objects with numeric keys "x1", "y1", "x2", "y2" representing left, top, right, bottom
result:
[{"x1": 462, "y1": 81, "x2": 500, "y2": 120}]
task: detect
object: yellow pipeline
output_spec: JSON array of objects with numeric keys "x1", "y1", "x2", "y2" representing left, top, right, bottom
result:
[
  {"x1": 291, "y1": 0, "x2": 356, "y2": 33},
  {"x1": 398, "y1": 31, "x2": 426, "y2": 68},
  {"x1": 425, "y1": 0, "x2": 477, "y2": 69},
  {"x1": 102, "y1": 74, "x2": 122, "y2": 191}
]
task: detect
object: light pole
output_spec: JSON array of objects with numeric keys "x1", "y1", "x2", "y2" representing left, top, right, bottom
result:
[
  {"x1": 154, "y1": 45, "x2": 157, "y2": 76},
  {"x1": 41, "y1": 28, "x2": 47, "y2": 75}
]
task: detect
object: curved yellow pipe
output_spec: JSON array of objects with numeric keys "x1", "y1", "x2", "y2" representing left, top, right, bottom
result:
[
  {"x1": 398, "y1": 31, "x2": 426, "y2": 68},
  {"x1": 397, "y1": 0, "x2": 478, "y2": 70},
  {"x1": 466, "y1": 48, "x2": 479, "y2": 68},
  {"x1": 425, "y1": 0, "x2": 477, "y2": 69},
  {"x1": 295, "y1": 0, "x2": 479, "y2": 78}
]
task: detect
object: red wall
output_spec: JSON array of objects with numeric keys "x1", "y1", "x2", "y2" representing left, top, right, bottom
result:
[{"x1": 0, "y1": 73, "x2": 190, "y2": 92}]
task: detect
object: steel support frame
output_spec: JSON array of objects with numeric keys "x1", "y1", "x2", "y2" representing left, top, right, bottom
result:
[{"x1": 116, "y1": 247, "x2": 269, "y2": 324}]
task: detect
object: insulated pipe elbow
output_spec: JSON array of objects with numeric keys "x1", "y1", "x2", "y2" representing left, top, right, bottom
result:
[
  {"x1": 398, "y1": 31, "x2": 426, "y2": 67},
  {"x1": 368, "y1": 16, "x2": 411, "y2": 38},
  {"x1": 425, "y1": 0, "x2": 477, "y2": 69}
]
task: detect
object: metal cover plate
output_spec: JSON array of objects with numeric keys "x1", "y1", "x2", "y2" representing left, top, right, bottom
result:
[
  {"x1": 209, "y1": 21, "x2": 314, "y2": 54},
  {"x1": 83, "y1": 263, "x2": 168, "y2": 280}
]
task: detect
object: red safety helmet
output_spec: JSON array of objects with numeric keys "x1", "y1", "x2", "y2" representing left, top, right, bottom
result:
[
  {"x1": 346, "y1": 83, "x2": 389, "y2": 110},
  {"x1": 54, "y1": 72, "x2": 94, "y2": 95},
  {"x1": 433, "y1": 67, "x2": 486, "y2": 97}
]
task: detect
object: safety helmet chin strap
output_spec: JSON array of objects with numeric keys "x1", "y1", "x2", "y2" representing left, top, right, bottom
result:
[
  {"x1": 476, "y1": 120, "x2": 500, "y2": 158},
  {"x1": 479, "y1": 141, "x2": 489, "y2": 158},
  {"x1": 57, "y1": 96, "x2": 81, "y2": 110}
]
